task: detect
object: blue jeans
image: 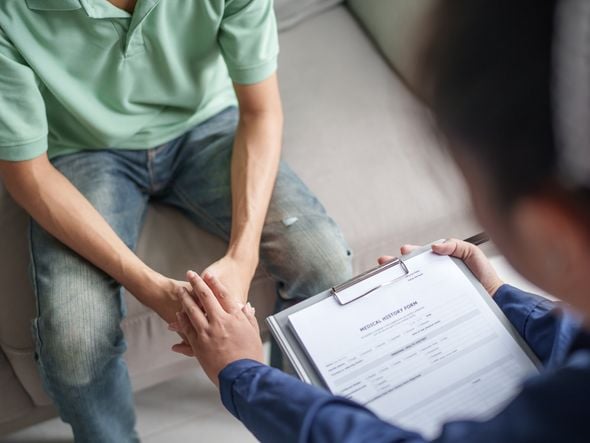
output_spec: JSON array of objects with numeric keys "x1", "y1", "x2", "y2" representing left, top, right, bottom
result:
[{"x1": 29, "y1": 107, "x2": 352, "y2": 442}]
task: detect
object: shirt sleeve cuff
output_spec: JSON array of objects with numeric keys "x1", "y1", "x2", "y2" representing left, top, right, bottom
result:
[
  {"x1": 494, "y1": 284, "x2": 554, "y2": 335},
  {"x1": 227, "y1": 57, "x2": 278, "y2": 85},
  {"x1": 0, "y1": 136, "x2": 47, "y2": 161},
  {"x1": 219, "y1": 359, "x2": 267, "y2": 418}
]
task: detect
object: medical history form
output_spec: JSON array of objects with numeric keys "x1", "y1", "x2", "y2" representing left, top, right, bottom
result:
[{"x1": 270, "y1": 248, "x2": 539, "y2": 439}]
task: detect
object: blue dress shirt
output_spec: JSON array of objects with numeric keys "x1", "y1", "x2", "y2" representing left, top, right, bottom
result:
[{"x1": 219, "y1": 285, "x2": 590, "y2": 442}]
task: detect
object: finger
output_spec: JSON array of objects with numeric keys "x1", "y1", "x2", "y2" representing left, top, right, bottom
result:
[
  {"x1": 170, "y1": 316, "x2": 191, "y2": 341},
  {"x1": 178, "y1": 286, "x2": 209, "y2": 331},
  {"x1": 172, "y1": 281, "x2": 193, "y2": 301},
  {"x1": 187, "y1": 270, "x2": 224, "y2": 319},
  {"x1": 176, "y1": 311, "x2": 192, "y2": 333},
  {"x1": 242, "y1": 302, "x2": 259, "y2": 332},
  {"x1": 400, "y1": 244, "x2": 420, "y2": 255},
  {"x1": 175, "y1": 313, "x2": 195, "y2": 344},
  {"x1": 171, "y1": 315, "x2": 197, "y2": 357},
  {"x1": 433, "y1": 239, "x2": 503, "y2": 296},
  {"x1": 202, "y1": 272, "x2": 227, "y2": 299},
  {"x1": 377, "y1": 256, "x2": 394, "y2": 265},
  {"x1": 177, "y1": 313, "x2": 199, "y2": 351},
  {"x1": 431, "y1": 239, "x2": 475, "y2": 260},
  {"x1": 171, "y1": 342, "x2": 194, "y2": 357},
  {"x1": 203, "y1": 272, "x2": 243, "y2": 314}
]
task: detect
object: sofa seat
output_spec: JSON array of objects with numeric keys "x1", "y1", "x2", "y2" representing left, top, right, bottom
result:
[{"x1": 0, "y1": 4, "x2": 478, "y2": 435}]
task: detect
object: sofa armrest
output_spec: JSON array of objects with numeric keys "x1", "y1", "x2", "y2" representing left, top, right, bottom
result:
[
  {"x1": 346, "y1": 0, "x2": 436, "y2": 84},
  {"x1": 275, "y1": 0, "x2": 343, "y2": 31}
]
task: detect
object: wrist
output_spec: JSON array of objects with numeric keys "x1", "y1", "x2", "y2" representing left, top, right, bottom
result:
[
  {"x1": 123, "y1": 264, "x2": 166, "y2": 301},
  {"x1": 488, "y1": 279, "x2": 505, "y2": 297},
  {"x1": 227, "y1": 243, "x2": 259, "y2": 275}
]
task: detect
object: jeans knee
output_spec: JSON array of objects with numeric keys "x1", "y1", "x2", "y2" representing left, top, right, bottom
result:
[
  {"x1": 269, "y1": 216, "x2": 353, "y2": 300},
  {"x1": 293, "y1": 244, "x2": 352, "y2": 298},
  {"x1": 37, "y1": 307, "x2": 124, "y2": 387},
  {"x1": 46, "y1": 333, "x2": 120, "y2": 388},
  {"x1": 34, "y1": 268, "x2": 124, "y2": 387}
]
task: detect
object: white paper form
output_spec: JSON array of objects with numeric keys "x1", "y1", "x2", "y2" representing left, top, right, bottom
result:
[{"x1": 288, "y1": 252, "x2": 538, "y2": 439}]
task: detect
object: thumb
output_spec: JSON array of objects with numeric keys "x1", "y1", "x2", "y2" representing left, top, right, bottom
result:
[
  {"x1": 432, "y1": 239, "x2": 475, "y2": 261},
  {"x1": 171, "y1": 342, "x2": 194, "y2": 357},
  {"x1": 431, "y1": 241, "x2": 457, "y2": 256}
]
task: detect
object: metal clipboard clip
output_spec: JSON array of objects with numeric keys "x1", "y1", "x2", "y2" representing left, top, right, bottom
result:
[{"x1": 331, "y1": 257, "x2": 409, "y2": 305}]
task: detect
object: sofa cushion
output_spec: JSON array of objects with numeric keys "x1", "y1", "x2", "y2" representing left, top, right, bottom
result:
[
  {"x1": 347, "y1": 0, "x2": 436, "y2": 83},
  {"x1": 274, "y1": 0, "x2": 342, "y2": 30}
]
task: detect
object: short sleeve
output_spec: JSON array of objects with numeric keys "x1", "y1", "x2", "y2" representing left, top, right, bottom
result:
[
  {"x1": 218, "y1": 0, "x2": 279, "y2": 85},
  {"x1": 0, "y1": 28, "x2": 47, "y2": 161}
]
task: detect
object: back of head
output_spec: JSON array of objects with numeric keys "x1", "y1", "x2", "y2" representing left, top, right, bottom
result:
[
  {"x1": 419, "y1": 0, "x2": 558, "y2": 207},
  {"x1": 418, "y1": 0, "x2": 590, "y2": 308}
]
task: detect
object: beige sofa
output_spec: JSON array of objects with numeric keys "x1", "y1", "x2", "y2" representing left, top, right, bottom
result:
[{"x1": 0, "y1": 0, "x2": 479, "y2": 436}]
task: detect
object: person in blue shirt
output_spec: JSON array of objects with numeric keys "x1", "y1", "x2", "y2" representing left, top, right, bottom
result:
[{"x1": 167, "y1": 0, "x2": 590, "y2": 441}]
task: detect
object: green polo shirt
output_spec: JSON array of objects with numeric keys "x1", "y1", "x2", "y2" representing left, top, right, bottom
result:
[{"x1": 0, "y1": 0, "x2": 278, "y2": 161}]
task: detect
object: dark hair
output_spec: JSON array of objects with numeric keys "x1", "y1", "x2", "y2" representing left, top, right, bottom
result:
[{"x1": 419, "y1": 0, "x2": 558, "y2": 206}]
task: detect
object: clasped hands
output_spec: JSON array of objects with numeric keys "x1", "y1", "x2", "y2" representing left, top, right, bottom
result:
[{"x1": 167, "y1": 267, "x2": 265, "y2": 386}]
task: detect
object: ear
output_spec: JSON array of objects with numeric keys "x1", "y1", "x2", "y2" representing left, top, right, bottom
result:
[{"x1": 511, "y1": 195, "x2": 590, "y2": 306}]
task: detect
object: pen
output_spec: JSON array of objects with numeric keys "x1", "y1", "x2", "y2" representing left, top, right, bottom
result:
[{"x1": 464, "y1": 231, "x2": 490, "y2": 246}]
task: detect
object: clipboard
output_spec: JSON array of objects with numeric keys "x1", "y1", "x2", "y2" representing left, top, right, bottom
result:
[{"x1": 266, "y1": 241, "x2": 540, "y2": 388}]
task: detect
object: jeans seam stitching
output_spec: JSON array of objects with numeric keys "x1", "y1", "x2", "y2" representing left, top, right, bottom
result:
[
  {"x1": 27, "y1": 220, "x2": 55, "y2": 399},
  {"x1": 28, "y1": 221, "x2": 42, "y2": 349}
]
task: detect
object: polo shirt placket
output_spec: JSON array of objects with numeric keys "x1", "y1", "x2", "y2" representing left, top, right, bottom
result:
[{"x1": 78, "y1": 0, "x2": 161, "y2": 58}]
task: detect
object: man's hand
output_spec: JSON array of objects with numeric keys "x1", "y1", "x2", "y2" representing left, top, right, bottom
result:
[
  {"x1": 202, "y1": 255, "x2": 256, "y2": 306},
  {"x1": 136, "y1": 273, "x2": 192, "y2": 324},
  {"x1": 171, "y1": 271, "x2": 264, "y2": 386},
  {"x1": 378, "y1": 239, "x2": 504, "y2": 297}
]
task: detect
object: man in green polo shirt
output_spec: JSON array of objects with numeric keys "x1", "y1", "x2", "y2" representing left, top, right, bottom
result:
[{"x1": 0, "y1": 1, "x2": 353, "y2": 441}]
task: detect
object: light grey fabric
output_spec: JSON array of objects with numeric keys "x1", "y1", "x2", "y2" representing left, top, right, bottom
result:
[
  {"x1": 347, "y1": 0, "x2": 436, "y2": 83},
  {"x1": 0, "y1": 350, "x2": 33, "y2": 427},
  {"x1": 274, "y1": 0, "x2": 342, "y2": 31},
  {"x1": 0, "y1": 5, "x2": 478, "y2": 435}
]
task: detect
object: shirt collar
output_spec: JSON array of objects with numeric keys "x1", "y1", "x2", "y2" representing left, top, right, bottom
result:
[
  {"x1": 26, "y1": 0, "x2": 136, "y2": 18},
  {"x1": 78, "y1": 0, "x2": 131, "y2": 19},
  {"x1": 78, "y1": 1, "x2": 161, "y2": 20},
  {"x1": 26, "y1": 0, "x2": 82, "y2": 11}
]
